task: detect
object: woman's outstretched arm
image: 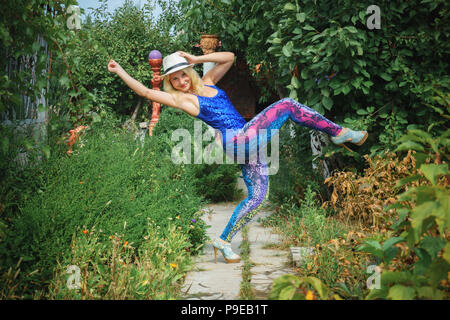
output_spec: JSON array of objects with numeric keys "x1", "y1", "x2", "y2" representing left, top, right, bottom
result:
[
  {"x1": 177, "y1": 51, "x2": 235, "y2": 85},
  {"x1": 107, "y1": 59, "x2": 179, "y2": 108}
]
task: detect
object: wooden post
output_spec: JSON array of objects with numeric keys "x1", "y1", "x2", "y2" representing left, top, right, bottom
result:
[{"x1": 148, "y1": 50, "x2": 162, "y2": 136}]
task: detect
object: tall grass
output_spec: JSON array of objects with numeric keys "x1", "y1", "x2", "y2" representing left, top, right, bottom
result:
[
  {"x1": 47, "y1": 223, "x2": 193, "y2": 299},
  {"x1": 265, "y1": 185, "x2": 370, "y2": 299},
  {"x1": 0, "y1": 118, "x2": 208, "y2": 298}
]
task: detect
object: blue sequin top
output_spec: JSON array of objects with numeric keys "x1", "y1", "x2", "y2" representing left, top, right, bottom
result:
[{"x1": 195, "y1": 85, "x2": 246, "y2": 146}]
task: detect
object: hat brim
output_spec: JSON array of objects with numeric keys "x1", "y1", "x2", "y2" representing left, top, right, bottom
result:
[{"x1": 161, "y1": 63, "x2": 195, "y2": 78}]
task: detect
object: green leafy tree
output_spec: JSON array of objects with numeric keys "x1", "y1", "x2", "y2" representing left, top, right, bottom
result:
[
  {"x1": 49, "y1": 0, "x2": 189, "y2": 127},
  {"x1": 177, "y1": 0, "x2": 450, "y2": 157}
]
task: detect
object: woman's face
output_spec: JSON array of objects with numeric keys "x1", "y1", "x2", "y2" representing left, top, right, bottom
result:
[{"x1": 169, "y1": 69, "x2": 191, "y2": 93}]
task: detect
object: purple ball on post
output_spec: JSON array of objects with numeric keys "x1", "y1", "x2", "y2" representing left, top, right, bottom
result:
[{"x1": 148, "y1": 50, "x2": 162, "y2": 60}]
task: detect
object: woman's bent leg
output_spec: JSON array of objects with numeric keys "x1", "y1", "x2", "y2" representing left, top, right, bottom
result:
[
  {"x1": 220, "y1": 98, "x2": 341, "y2": 242},
  {"x1": 225, "y1": 98, "x2": 342, "y2": 161}
]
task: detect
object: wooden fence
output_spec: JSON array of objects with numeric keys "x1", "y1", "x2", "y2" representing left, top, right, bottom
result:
[{"x1": 1, "y1": 33, "x2": 49, "y2": 166}]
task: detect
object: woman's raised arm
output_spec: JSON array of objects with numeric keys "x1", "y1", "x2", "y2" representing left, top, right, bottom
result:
[
  {"x1": 107, "y1": 59, "x2": 178, "y2": 109},
  {"x1": 177, "y1": 51, "x2": 235, "y2": 85}
]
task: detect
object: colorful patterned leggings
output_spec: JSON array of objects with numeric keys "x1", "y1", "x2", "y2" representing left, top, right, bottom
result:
[{"x1": 219, "y1": 98, "x2": 342, "y2": 242}]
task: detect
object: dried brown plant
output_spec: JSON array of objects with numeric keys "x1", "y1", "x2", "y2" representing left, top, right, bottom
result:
[{"x1": 323, "y1": 151, "x2": 427, "y2": 230}]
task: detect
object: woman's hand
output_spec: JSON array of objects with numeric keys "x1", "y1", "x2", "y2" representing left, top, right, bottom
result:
[
  {"x1": 177, "y1": 51, "x2": 199, "y2": 65},
  {"x1": 107, "y1": 59, "x2": 124, "y2": 74},
  {"x1": 153, "y1": 74, "x2": 162, "y2": 83}
]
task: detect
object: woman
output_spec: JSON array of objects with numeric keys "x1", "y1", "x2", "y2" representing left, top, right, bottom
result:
[{"x1": 107, "y1": 51, "x2": 368, "y2": 264}]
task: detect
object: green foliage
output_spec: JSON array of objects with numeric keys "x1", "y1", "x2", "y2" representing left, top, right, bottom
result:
[
  {"x1": 0, "y1": 0, "x2": 189, "y2": 174},
  {"x1": 395, "y1": 129, "x2": 450, "y2": 169},
  {"x1": 178, "y1": 0, "x2": 231, "y2": 35},
  {"x1": 0, "y1": 124, "x2": 49, "y2": 243},
  {"x1": 193, "y1": 163, "x2": 242, "y2": 202},
  {"x1": 269, "y1": 274, "x2": 342, "y2": 300},
  {"x1": 267, "y1": 121, "x2": 327, "y2": 211},
  {"x1": 360, "y1": 123, "x2": 449, "y2": 300},
  {"x1": 274, "y1": 185, "x2": 347, "y2": 247},
  {"x1": 0, "y1": 80, "x2": 241, "y2": 300},
  {"x1": 358, "y1": 237, "x2": 406, "y2": 265},
  {"x1": 49, "y1": 0, "x2": 189, "y2": 128},
  {"x1": 239, "y1": 226, "x2": 254, "y2": 299},
  {"x1": 0, "y1": 1, "x2": 77, "y2": 164},
  {"x1": 177, "y1": 0, "x2": 450, "y2": 157},
  {"x1": 1, "y1": 0, "x2": 189, "y2": 152},
  {"x1": 0, "y1": 0, "x2": 76, "y2": 118}
]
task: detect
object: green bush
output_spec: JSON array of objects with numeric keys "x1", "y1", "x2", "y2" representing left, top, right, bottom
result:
[
  {"x1": 192, "y1": 163, "x2": 242, "y2": 202},
  {"x1": 267, "y1": 121, "x2": 328, "y2": 213},
  {"x1": 267, "y1": 184, "x2": 346, "y2": 247},
  {"x1": 355, "y1": 91, "x2": 449, "y2": 300},
  {"x1": 0, "y1": 95, "x2": 244, "y2": 299},
  {"x1": 0, "y1": 120, "x2": 207, "y2": 298},
  {"x1": 46, "y1": 0, "x2": 189, "y2": 128},
  {"x1": 178, "y1": 0, "x2": 450, "y2": 157}
]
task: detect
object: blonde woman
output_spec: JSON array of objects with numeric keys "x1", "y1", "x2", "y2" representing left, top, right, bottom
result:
[{"x1": 107, "y1": 51, "x2": 367, "y2": 263}]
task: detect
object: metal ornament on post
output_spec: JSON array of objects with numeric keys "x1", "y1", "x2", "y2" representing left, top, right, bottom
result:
[{"x1": 148, "y1": 50, "x2": 163, "y2": 136}]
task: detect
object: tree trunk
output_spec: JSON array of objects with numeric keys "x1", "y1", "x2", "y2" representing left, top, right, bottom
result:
[
  {"x1": 310, "y1": 130, "x2": 331, "y2": 178},
  {"x1": 130, "y1": 98, "x2": 142, "y2": 122},
  {"x1": 123, "y1": 98, "x2": 142, "y2": 133}
]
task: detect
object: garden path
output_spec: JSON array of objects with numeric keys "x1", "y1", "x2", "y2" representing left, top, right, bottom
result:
[{"x1": 181, "y1": 178, "x2": 293, "y2": 300}]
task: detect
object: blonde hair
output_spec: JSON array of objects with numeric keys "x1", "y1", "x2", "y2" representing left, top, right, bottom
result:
[{"x1": 163, "y1": 67, "x2": 205, "y2": 103}]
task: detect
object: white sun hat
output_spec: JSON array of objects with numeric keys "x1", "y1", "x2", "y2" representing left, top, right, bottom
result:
[{"x1": 161, "y1": 52, "x2": 195, "y2": 77}]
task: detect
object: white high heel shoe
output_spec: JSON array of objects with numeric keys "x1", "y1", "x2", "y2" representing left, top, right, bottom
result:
[{"x1": 212, "y1": 238, "x2": 241, "y2": 264}]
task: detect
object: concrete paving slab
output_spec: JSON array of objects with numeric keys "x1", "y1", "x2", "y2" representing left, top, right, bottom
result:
[
  {"x1": 181, "y1": 178, "x2": 294, "y2": 300},
  {"x1": 182, "y1": 202, "x2": 244, "y2": 300},
  {"x1": 247, "y1": 210, "x2": 293, "y2": 299}
]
